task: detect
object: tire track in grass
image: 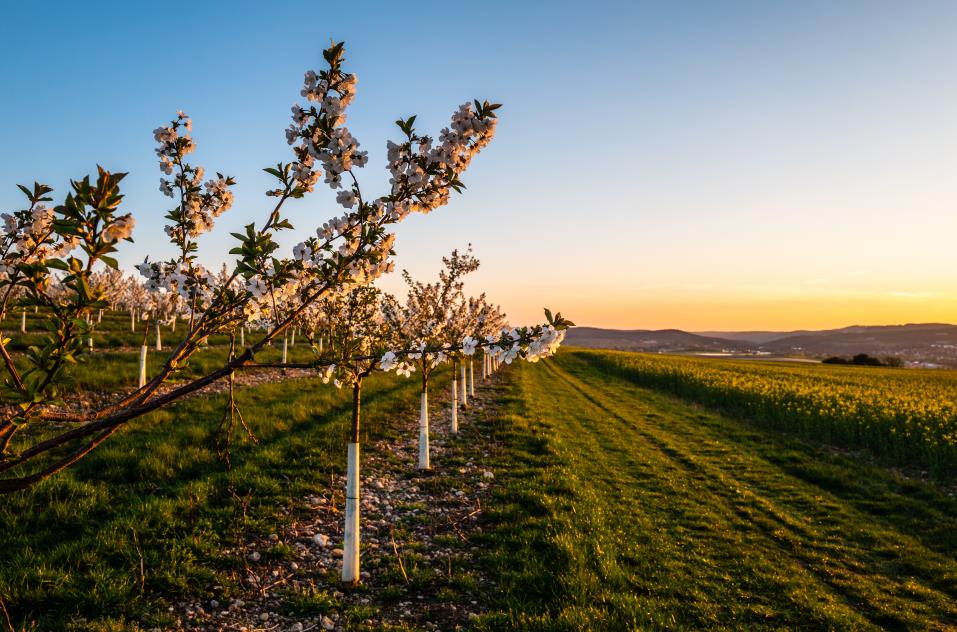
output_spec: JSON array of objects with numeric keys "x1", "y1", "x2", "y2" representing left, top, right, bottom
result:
[
  {"x1": 531, "y1": 359, "x2": 879, "y2": 629},
  {"x1": 524, "y1": 356, "x2": 957, "y2": 629},
  {"x1": 502, "y1": 360, "x2": 858, "y2": 629}
]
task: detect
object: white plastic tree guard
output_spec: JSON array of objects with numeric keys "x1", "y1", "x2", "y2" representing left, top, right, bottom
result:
[
  {"x1": 342, "y1": 441, "x2": 360, "y2": 583},
  {"x1": 418, "y1": 390, "x2": 430, "y2": 469},
  {"x1": 451, "y1": 375, "x2": 459, "y2": 433},
  {"x1": 138, "y1": 345, "x2": 148, "y2": 388}
]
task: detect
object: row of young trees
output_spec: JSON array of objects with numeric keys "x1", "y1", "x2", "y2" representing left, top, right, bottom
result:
[
  {"x1": 0, "y1": 42, "x2": 572, "y2": 583},
  {"x1": 287, "y1": 246, "x2": 570, "y2": 582},
  {"x1": 3, "y1": 268, "x2": 173, "y2": 335}
]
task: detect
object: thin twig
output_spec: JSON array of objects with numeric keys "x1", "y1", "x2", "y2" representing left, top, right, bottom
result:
[
  {"x1": 0, "y1": 593, "x2": 13, "y2": 632},
  {"x1": 390, "y1": 528, "x2": 409, "y2": 583},
  {"x1": 130, "y1": 527, "x2": 145, "y2": 594}
]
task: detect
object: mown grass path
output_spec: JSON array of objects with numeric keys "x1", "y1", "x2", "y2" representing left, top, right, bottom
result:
[{"x1": 477, "y1": 351, "x2": 957, "y2": 631}]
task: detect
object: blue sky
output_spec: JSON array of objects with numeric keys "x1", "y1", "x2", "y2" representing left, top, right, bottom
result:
[{"x1": 2, "y1": 1, "x2": 955, "y2": 329}]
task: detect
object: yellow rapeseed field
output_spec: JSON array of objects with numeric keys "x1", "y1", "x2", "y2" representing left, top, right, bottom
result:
[{"x1": 579, "y1": 349, "x2": 957, "y2": 476}]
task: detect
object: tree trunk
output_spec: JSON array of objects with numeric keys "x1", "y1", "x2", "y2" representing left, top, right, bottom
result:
[
  {"x1": 282, "y1": 331, "x2": 288, "y2": 365},
  {"x1": 97, "y1": 309, "x2": 102, "y2": 324},
  {"x1": 460, "y1": 363, "x2": 468, "y2": 410},
  {"x1": 342, "y1": 380, "x2": 361, "y2": 584},
  {"x1": 20, "y1": 309, "x2": 26, "y2": 334},
  {"x1": 155, "y1": 321, "x2": 162, "y2": 351},
  {"x1": 130, "y1": 310, "x2": 135, "y2": 333},
  {"x1": 239, "y1": 326, "x2": 244, "y2": 347}
]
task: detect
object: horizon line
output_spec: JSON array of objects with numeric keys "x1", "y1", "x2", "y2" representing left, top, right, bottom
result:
[{"x1": 570, "y1": 321, "x2": 957, "y2": 333}]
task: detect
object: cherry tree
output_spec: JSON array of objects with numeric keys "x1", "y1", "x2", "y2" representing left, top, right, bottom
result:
[
  {"x1": 382, "y1": 248, "x2": 478, "y2": 468},
  {"x1": 89, "y1": 267, "x2": 125, "y2": 323},
  {"x1": 462, "y1": 294, "x2": 504, "y2": 390},
  {"x1": 435, "y1": 249, "x2": 481, "y2": 432},
  {"x1": 309, "y1": 286, "x2": 403, "y2": 584},
  {"x1": 474, "y1": 301, "x2": 508, "y2": 381}
]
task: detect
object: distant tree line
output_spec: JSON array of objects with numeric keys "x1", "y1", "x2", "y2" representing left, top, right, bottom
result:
[{"x1": 822, "y1": 353, "x2": 903, "y2": 368}]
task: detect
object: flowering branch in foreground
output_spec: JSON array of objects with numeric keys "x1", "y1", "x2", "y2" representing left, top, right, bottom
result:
[{"x1": 0, "y1": 41, "x2": 501, "y2": 494}]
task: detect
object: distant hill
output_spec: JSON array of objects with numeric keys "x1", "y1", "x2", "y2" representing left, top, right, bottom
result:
[
  {"x1": 565, "y1": 327, "x2": 749, "y2": 353},
  {"x1": 697, "y1": 330, "x2": 814, "y2": 345},
  {"x1": 569, "y1": 324, "x2": 957, "y2": 367},
  {"x1": 757, "y1": 324, "x2": 957, "y2": 361}
]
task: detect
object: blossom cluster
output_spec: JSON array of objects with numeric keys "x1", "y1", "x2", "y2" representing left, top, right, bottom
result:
[
  {"x1": 378, "y1": 351, "x2": 416, "y2": 377},
  {"x1": 153, "y1": 111, "x2": 194, "y2": 175},
  {"x1": 0, "y1": 206, "x2": 76, "y2": 268},
  {"x1": 135, "y1": 260, "x2": 219, "y2": 308},
  {"x1": 385, "y1": 102, "x2": 497, "y2": 216},
  {"x1": 293, "y1": 229, "x2": 395, "y2": 282},
  {"x1": 374, "y1": 323, "x2": 567, "y2": 380},
  {"x1": 284, "y1": 51, "x2": 367, "y2": 196},
  {"x1": 154, "y1": 111, "x2": 236, "y2": 241},
  {"x1": 485, "y1": 325, "x2": 567, "y2": 364},
  {"x1": 405, "y1": 340, "x2": 449, "y2": 369}
]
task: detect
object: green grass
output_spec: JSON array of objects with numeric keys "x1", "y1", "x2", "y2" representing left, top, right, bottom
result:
[
  {"x1": 2, "y1": 308, "x2": 253, "y2": 351},
  {"x1": 474, "y1": 350, "x2": 957, "y2": 630},
  {"x1": 6, "y1": 345, "x2": 957, "y2": 631},
  {"x1": 0, "y1": 308, "x2": 319, "y2": 402},
  {"x1": 0, "y1": 366, "x2": 449, "y2": 630}
]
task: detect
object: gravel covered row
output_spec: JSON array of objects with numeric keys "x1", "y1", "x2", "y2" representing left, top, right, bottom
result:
[{"x1": 161, "y1": 371, "x2": 508, "y2": 631}]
